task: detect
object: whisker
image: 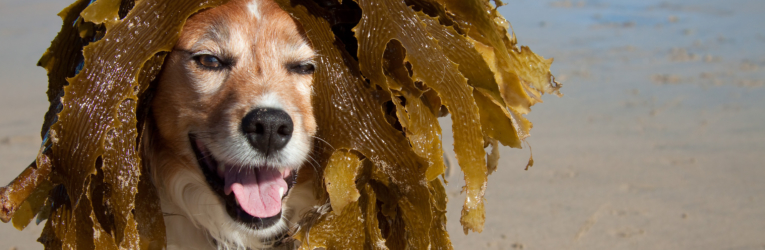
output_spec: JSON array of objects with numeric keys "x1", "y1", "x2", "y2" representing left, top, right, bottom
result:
[
  {"x1": 305, "y1": 155, "x2": 321, "y2": 173},
  {"x1": 311, "y1": 136, "x2": 335, "y2": 150}
]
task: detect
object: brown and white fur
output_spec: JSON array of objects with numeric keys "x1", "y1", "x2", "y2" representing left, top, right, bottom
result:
[{"x1": 144, "y1": 0, "x2": 319, "y2": 248}]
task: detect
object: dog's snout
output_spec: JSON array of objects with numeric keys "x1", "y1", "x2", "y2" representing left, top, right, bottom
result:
[{"x1": 242, "y1": 108, "x2": 293, "y2": 154}]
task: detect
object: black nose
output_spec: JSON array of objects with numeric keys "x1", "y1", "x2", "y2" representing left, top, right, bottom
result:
[{"x1": 241, "y1": 108, "x2": 293, "y2": 155}]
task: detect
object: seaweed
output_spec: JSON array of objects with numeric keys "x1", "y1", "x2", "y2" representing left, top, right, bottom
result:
[{"x1": 1, "y1": 0, "x2": 560, "y2": 248}]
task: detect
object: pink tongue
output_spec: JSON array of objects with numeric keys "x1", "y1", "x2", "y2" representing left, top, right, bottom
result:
[{"x1": 223, "y1": 167, "x2": 288, "y2": 218}]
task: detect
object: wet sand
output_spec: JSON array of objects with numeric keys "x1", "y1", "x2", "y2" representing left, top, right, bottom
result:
[{"x1": 2, "y1": 0, "x2": 764, "y2": 249}]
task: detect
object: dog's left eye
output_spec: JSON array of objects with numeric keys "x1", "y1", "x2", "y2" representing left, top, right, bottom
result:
[
  {"x1": 194, "y1": 54, "x2": 224, "y2": 69},
  {"x1": 288, "y1": 62, "x2": 315, "y2": 75}
]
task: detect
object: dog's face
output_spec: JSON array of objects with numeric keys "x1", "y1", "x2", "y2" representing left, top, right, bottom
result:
[{"x1": 150, "y1": 0, "x2": 316, "y2": 246}]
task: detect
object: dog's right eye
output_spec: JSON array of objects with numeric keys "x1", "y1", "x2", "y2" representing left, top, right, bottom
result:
[
  {"x1": 194, "y1": 54, "x2": 224, "y2": 69},
  {"x1": 288, "y1": 62, "x2": 315, "y2": 75}
]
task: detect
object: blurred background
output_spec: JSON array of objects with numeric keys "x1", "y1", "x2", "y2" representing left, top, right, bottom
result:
[{"x1": 2, "y1": 0, "x2": 764, "y2": 249}]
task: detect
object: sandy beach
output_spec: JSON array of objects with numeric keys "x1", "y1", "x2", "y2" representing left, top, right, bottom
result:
[{"x1": 2, "y1": 0, "x2": 764, "y2": 249}]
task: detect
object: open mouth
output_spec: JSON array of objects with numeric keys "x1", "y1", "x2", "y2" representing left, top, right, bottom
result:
[{"x1": 189, "y1": 135, "x2": 297, "y2": 229}]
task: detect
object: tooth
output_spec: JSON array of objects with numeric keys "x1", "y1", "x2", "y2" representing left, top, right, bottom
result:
[
  {"x1": 235, "y1": 199, "x2": 240, "y2": 206},
  {"x1": 279, "y1": 187, "x2": 285, "y2": 197}
]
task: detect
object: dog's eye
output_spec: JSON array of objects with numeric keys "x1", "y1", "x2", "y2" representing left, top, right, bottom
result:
[
  {"x1": 194, "y1": 54, "x2": 224, "y2": 69},
  {"x1": 289, "y1": 62, "x2": 315, "y2": 75}
]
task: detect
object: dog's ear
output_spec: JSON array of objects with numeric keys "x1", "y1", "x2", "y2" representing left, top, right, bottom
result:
[{"x1": 136, "y1": 52, "x2": 167, "y2": 159}]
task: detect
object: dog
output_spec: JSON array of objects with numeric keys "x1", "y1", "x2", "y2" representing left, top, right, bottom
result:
[{"x1": 144, "y1": 0, "x2": 319, "y2": 248}]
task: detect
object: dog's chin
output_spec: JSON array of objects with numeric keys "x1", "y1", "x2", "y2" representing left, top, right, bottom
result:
[{"x1": 188, "y1": 134, "x2": 298, "y2": 231}]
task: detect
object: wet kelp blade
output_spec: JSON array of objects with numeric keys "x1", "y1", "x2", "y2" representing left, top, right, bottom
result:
[
  {"x1": 298, "y1": 201, "x2": 366, "y2": 249},
  {"x1": 353, "y1": 0, "x2": 489, "y2": 234},
  {"x1": 380, "y1": 39, "x2": 447, "y2": 182},
  {"x1": 324, "y1": 150, "x2": 362, "y2": 216},
  {"x1": 435, "y1": 0, "x2": 561, "y2": 114},
  {"x1": 428, "y1": 178, "x2": 452, "y2": 249}
]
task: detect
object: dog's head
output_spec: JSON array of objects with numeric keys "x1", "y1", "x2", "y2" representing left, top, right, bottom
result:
[{"x1": 149, "y1": 0, "x2": 316, "y2": 246}]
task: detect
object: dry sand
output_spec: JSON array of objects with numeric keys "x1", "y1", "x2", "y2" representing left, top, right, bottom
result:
[{"x1": 2, "y1": 0, "x2": 764, "y2": 249}]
